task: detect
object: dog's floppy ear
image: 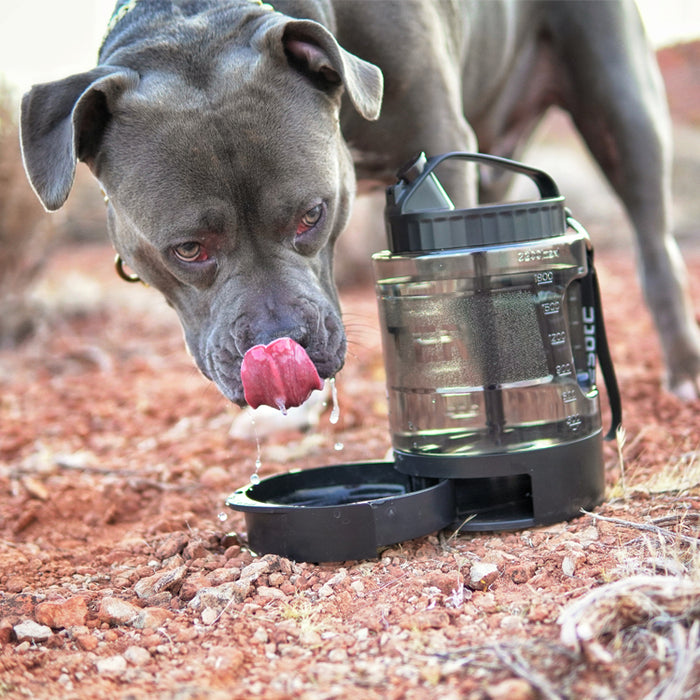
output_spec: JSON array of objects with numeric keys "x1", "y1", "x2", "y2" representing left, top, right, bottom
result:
[
  {"x1": 281, "y1": 20, "x2": 383, "y2": 121},
  {"x1": 20, "y1": 66, "x2": 139, "y2": 211}
]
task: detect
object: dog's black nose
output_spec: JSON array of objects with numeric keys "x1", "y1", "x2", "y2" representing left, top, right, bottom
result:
[{"x1": 241, "y1": 316, "x2": 311, "y2": 354}]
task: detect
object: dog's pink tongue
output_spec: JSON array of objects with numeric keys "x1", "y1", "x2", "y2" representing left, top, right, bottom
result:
[{"x1": 241, "y1": 338, "x2": 324, "y2": 411}]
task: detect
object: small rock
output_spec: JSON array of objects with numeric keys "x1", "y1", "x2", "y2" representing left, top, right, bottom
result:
[
  {"x1": 182, "y1": 540, "x2": 209, "y2": 560},
  {"x1": 424, "y1": 572, "x2": 460, "y2": 595},
  {"x1": 253, "y1": 627, "x2": 268, "y2": 643},
  {"x1": 180, "y1": 573, "x2": 212, "y2": 602},
  {"x1": 124, "y1": 645, "x2": 151, "y2": 666},
  {"x1": 487, "y1": 678, "x2": 536, "y2": 700},
  {"x1": 256, "y1": 586, "x2": 287, "y2": 600},
  {"x1": 400, "y1": 609, "x2": 450, "y2": 630},
  {"x1": 189, "y1": 581, "x2": 250, "y2": 613},
  {"x1": 507, "y1": 561, "x2": 538, "y2": 584},
  {"x1": 499, "y1": 614, "x2": 525, "y2": 630},
  {"x1": 240, "y1": 560, "x2": 272, "y2": 582},
  {"x1": 318, "y1": 569, "x2": 348, "y2": 598},
  {"x1": 200, "y1": 466, "x2": 229, "y2": 487},
  {"x1": 205, "y1": 645, "x2": 245, "y2": 671},
  {"x1": 562, "y1": 555, "x2": 576, "y2": 577},
  {"x1": 201, "y1": 607, "x2": 219, "y2": 625},
  {"x1": 96, "y1": 655, "x2": 127, "y2": 675},
  {"x1": 35, "y1": 596, "x2": 88, "y2": 629},
  {"x1": 74, "y1": 632, "x2": 99, "y2": 652},
  {"x1": 299, "y1": 629, "x2": 322, "y2": 646},
  {"x1": 208, "y1": 568, "x2": 240, "y2": 586},
  {"x1": 155, "y1": 532, "x2": 189, "y2": 560},
  {"x1": 13, "y1": 620, "x2": 52, "y2": 643},
  {"x1": 134, "y1": 565, "x2": 187, "y2": 599},
  {"x1": 328, "y1": 648, "x2": 348, "y2": 663},
  {"x1": 350, "y1": 580, "x2": 365, "y2": 596},
  {"x1": 98, "y1": 597, "x2": 141, "y2": 626},
  {"x1": 469, "y1": 562, "x2": 499, "y2": 590},
  {"x1": 0, "y1": 618, "x2": 14, "y2": 644},
  {"x1": 132, "y1": 607, "x2": 172, "y2": 630}
]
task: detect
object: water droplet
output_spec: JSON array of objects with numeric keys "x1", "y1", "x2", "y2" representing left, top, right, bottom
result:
[
  {"x1": 334, "y1": 442, "x2": 344, "y2": 451},
  {"x1": 329, "y1": 377, "x2": 340, "y2": 424},
  {"x1": 275, "y1": 398, "x2": 287, "y2": 415},
  {"x1": 217, "y1": 512, "x2": 228, "y2": 522},
  {"x1": 250, "y1": 473, "x2": 261, "y2": 485}
]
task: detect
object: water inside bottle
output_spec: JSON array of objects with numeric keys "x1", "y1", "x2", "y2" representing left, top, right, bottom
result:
[{"x1": 374, "y1": 233, "x2": 601, "y2": 457}]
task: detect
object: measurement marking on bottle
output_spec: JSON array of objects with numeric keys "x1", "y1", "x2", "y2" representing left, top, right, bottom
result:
[
  {"x1": 556, "y1": 363, "x2": 573, "y2": 377},
  {"x1": 534, "y1": 271, "x2": 554, "y2": 286},
  {"x1": 548, "y1": 331, "x2": 567, "y2": 346},
  {"x1": 566, "y1": 414, "x2": 583, "y2": 431},
  {"x1": 541, "y1": 300, "x2": 560, "y2": 315},
  {"x1": 561, "y1": 389, "x2": 577, "y2": 404}
]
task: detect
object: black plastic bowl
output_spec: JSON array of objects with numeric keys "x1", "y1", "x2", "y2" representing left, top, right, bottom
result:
[{"x1": 226, "y1": 462, "x2": 454, "y2": 562}]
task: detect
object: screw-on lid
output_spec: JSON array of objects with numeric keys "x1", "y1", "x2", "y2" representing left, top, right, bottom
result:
[{"x1": 385, "y1": 152, "x2": 567, "y2": 253}]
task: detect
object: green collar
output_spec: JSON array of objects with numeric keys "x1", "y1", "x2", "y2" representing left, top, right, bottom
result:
[{"x1": 105, "y1": 0, "x2": 140, "y2": 36}]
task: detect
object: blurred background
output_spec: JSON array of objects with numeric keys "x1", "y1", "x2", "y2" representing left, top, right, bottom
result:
[{"x1": 0, "y1": 0, "x2": 699, "y2": 344}]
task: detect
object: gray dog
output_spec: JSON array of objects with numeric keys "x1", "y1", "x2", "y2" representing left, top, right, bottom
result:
[{"x1": 20, "y1": 0, "x2": 700, "y2": 404}]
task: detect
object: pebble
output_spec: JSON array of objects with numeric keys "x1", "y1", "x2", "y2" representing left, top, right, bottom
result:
[
  {"x1": 96, "y1": 655, "x2": 127, "y2": 675},
  {"x1": 200, "y1": 466, "x2": 230, "y2": 487},
  {"x1": 134, "y1": 565, "x2": 187, "y2": 599},
  {"x1": 13, "y1": 620, "x2": 52, "y2": 643},
  {"x1": 256, "y1": 586, "x2": 287, "y2": 600},
  {"x1": 201, "y1": 607, "x2": 219, "y2": 625},
  {"x1": 469, "y1": 562, "x2": 499, "y2": 590},
  {"x1": 132, "y1": 607, "x2": 173, "y2": 630},
  {"x1": 35, "y1": 596, "x2": 88, "y2": 629},
  {"x1": 124, "y1": 645, "x2": 151, "y2": 666},
  {"x1": 0, "y1": 619, "x2": 14, "y2": 644},
  {"x1": 98, "y1": 597, "x2": 141, "y2": 626},
  {"x1": 74, "y1": 632, "x2": 99, "y2": 652},
  {"x1": 189, "y1": 581, "x2": 250, "y2": 614},
  {"x1": 318, "y1": 569, "x2": 348, "y2": 598},
  {"x1": 562, "y1": 555, "x2": 576, "y2": 577},
  {"x1": 486, "y1": 678, "x2": 536, "y2": 700},
  {"x1": 240, "y1": 559, "x2": 272, "y2": 581},
  {"x1": 155, "y1": 532, "x2": 189, "y2": 560},
  {"x1": 400, "y1": 609, "x2": 450, "y2": 631}
]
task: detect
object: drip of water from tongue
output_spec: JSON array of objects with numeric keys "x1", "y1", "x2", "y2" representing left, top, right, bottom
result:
[
  {"x1": 329, "y1": 378, "x2": 340, "y2": 424},
  {"x1": 250, "y1": 414, "x2": 263, "y2": 484},
  {"x1": 275, "y1": 398, "x2": 288, "y2": 415}
]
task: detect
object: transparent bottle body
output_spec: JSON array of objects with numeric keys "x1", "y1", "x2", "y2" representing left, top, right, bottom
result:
[{"x1": 373, "y1": 232, "x2": 602, "y2": 457}]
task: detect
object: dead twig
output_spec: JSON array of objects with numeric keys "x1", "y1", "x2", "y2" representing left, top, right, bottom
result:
[
  {"x1": 581, "y1": 509, "x2": 700, "y2": 546},
  {"x1": 492, "y1": 644, "x2": 565, "y2": 700},
  {"x1": 559, "y1": 575, "x2": 700, "y2": 656},
  {"x1": 643, "y1": 620, "x2": 700, "y2": 700}
]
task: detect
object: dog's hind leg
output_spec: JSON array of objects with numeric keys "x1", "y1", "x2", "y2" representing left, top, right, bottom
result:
[{"x1": 551, "y1": 1, "x2": 700, "y2": 398}]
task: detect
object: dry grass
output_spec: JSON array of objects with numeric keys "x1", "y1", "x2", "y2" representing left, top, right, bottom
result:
[{"x1": 0, "y1": 81, "x2": 53, "y2": 347}]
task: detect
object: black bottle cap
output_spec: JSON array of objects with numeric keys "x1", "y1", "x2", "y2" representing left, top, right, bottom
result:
[{"x1": 385, "y1": 152, "x2": 567, "y2": 253}]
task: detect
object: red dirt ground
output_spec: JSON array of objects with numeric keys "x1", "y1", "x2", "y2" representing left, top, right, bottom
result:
[
  {"x1": 1, "y1": 237, "x2": 699, "y2": 699},
  {"x1": 1, "y1": 38, "x2": 699, "y2": 700}
]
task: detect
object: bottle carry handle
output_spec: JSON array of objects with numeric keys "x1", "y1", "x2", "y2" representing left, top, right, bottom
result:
[
  {"x1": 398, "y1": 151, "x2": 561, "y2": 209},
  {"x1": 567, "y1": 214, "x2": 623, "y2": 441}
]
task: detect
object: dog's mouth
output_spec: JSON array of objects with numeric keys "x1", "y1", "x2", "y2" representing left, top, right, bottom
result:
[
  {"x1": 194, "y1": 306, "x2": 347, "y2": 408},
  {"x1": 240, "y1": 337, "x2": 325, "y2": 411}
]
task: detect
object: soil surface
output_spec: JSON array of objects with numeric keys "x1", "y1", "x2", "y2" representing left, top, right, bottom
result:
[
  {"x1": 2, "y1": 41, "x2": 700, "y2": 700},
  {"x1": 1, "y1": 234, "x2": 699, "y2": 699}
]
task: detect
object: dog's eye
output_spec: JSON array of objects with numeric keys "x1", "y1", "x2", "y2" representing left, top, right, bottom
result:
[
  {"x1": 296, "y1": 204, "x2": 324, "y2": 236},
  {"x1": 173, "y1": 242, "x2": 208, "y2": 263}
]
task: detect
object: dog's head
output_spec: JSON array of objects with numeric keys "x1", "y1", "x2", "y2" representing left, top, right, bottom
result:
[{"x1": 20, "y1": 11, "x2": 383, "y2": 405}]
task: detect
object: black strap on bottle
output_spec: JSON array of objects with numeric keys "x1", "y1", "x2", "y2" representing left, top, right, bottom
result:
[{"x1": 568, "y1": 215, "x2": 622, "y2": 440}]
